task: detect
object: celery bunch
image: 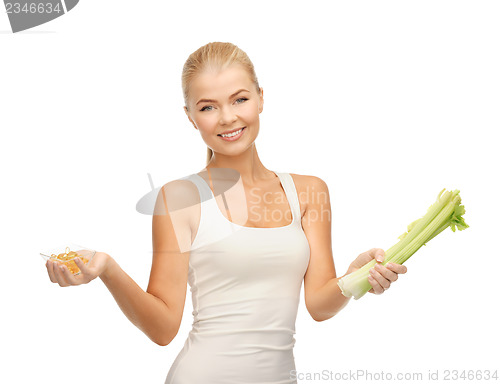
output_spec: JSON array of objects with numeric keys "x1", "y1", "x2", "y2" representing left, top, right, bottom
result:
[{"x1": 337, "y1": 189, "x2": 469, "y2": 300}]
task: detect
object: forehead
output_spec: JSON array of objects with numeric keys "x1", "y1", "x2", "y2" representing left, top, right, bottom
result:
[{"x1": 189, "y1": 65, "x2": 253, "y2": 98}]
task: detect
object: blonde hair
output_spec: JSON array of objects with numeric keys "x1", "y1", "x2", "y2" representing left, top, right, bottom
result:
[{"x1": 181, "y1": 42, "x2": 260, "y2": 166}]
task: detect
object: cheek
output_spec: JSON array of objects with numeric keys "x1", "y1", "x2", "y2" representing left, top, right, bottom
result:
[
  {"x1": 241, "y1": 103, "x2": 260, "y2": 124},
  {"x1": 195, "y1": 114, "x2": 218, "y2": 133}
]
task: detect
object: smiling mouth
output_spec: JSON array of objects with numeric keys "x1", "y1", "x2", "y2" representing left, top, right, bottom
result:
[{"x1": 217, "y1": 127, "x2": 246, "y2": 137}]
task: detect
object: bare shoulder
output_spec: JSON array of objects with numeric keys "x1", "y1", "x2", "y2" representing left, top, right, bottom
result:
[
  {"x1": 289, "y1": 173, "x2": 329, "y2": 195},
  {"x1": 162, "y1": 177, "x2": 199, "y2": 196},
  {"x1": 154, "y1": 177, "x2": 201, "y2": 237},
  {"x1": 155, "y1": 177, "x2": 200, "y2": 213},
  {"x1": 289, "y1": 173, "x2": 327, "y2": 187},
  {"x1": 289, "y1": 173, "x2": 329, "y2": 217}
]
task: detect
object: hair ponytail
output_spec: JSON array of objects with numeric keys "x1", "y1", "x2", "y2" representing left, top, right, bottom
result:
[{"x1": 206, "y1": 147, "x2": 213, "y2": 166}]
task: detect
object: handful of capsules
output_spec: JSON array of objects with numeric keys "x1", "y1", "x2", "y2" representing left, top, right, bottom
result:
[{"x1": 40, "y1": 244, "x2": 96, "y2": 275}]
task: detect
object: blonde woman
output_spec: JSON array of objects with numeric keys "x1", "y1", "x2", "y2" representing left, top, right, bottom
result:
[{"x1": 45, "y1": 42, "x2": 407, "y2": 384}]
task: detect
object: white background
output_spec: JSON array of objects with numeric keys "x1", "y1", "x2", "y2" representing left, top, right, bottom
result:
[{"x1": 1, "y1": 1, "x2": 498, "y2": 383}]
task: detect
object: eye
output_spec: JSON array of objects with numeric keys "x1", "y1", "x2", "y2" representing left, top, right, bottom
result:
[
  {"x1": 235, "y1": 97, "x2": 248, "y2": 104},
  {"x1": 200, "y1": 105, "x2": 213, "y2": 112}
]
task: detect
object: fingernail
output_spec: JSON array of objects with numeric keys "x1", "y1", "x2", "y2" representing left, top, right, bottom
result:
[{"x1": 377, "y1": 255, "x2": 384, "y2": 262}]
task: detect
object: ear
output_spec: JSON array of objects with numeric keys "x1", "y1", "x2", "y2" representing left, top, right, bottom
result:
[
  {"x1": 258, "y1": 87, "x2": 264, "y2": 114},
  {"x1": 184, "y1": 106, "x2": 198, "y2": 130}
]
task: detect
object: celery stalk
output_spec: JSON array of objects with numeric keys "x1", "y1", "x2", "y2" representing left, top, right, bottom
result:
[{"x1": 337, "y1": 189, "x2": 468, "y2": 300}]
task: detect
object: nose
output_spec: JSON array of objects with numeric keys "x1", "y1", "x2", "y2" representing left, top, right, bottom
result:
[{"x1": 219, "y1": 105, "x2": 238, "y2": 126}]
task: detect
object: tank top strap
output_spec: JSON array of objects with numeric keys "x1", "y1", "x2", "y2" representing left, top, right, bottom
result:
[
  {"x1": 179, "y1": 173, "x2": 240, "y2": 250},
  {"x1": 274, "y1": 172, "x2": 301, "y2": 224},
  {"x1": 182, "y1": 171, "x2": 301, "y2": 225}
]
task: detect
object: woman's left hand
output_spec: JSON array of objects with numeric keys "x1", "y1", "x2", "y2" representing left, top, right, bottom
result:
[{"x1": 347, "y1": 248, "x2": 408, "y2": 295}]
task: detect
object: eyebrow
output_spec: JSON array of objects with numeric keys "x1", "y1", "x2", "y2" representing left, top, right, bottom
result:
[{"x1": 196, "y1": 89, "x2": 249, "y2": 106}]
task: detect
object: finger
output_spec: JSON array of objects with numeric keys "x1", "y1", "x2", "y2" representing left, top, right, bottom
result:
[
  {"x1": 74, "y1": 256, "x2": 92, "y2": 278},
  {"x1": 53, "y1": 263, "x2": 71, "y2": 287},
  {"x1": 59, "y1": 262, "x2": 80, "y2": 285},
  {"x1": 367, "y1": 275, "x2": 384, "y2": 294},
  {"x1": 74, "y1": 257, "x2": 95, "y2": 284},
  {"x1": 368, "y1": 248, "x2": 385, "y2": 263},
  {"x1": 46, "y1": 260, "x2": 57, "y2": 283},
  {"x1": 386, "y1": 262, "x2": 408, "y2": 275},
  {"x1": 369, "y1": 267, "x2": 391, "y2": 290},
  {"x1": 374, "y1": 263, "x2": 398, "y2": 282}
]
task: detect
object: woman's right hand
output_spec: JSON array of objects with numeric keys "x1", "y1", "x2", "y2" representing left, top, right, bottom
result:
[{"x1": 46, "y1": 251, "x2": 111, "y2": 287}]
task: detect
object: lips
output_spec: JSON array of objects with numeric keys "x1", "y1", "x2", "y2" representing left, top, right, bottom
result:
[
  {"x1": 217, "y1": 127, "x2": 246, "y2": 136},
  {"x1": 217, "y1": 127, "x2": 246, "y2": 141}
]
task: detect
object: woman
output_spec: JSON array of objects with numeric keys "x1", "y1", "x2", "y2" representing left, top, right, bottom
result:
[{"x1": 45, "y1": 42, "x2": 407, "y2": 384}]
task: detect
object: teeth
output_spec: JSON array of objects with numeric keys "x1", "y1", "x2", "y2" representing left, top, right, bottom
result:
[{"x1": 221, "y1": 128, "x2": 242, "y2": 138}]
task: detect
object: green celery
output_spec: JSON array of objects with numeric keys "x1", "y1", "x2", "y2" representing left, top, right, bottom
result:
[{"x1": 337, "y1": 189, "x2": 468, "y2": 300}]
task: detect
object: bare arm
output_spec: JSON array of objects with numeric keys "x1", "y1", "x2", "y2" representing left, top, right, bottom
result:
[
  {"x1": 47, "y1": 180, "x2": 196, "y2": 346},
  {"x1": 301, "y1": 176, "x2": 407, "y2": 322},
  {"x1": 301, "y1": 176, "x2": 350, "y2": 321},
  {"x1": 101, "y1": 180, "x2": 195, "y2": 345},
  {"x1": 98, "y1": 256, "x2": 180, "y2": 346}
]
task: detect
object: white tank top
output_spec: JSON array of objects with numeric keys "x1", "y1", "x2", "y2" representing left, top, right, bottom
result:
[{"x1": 164, "y1": 171, "x2": 311, "y2": 384}]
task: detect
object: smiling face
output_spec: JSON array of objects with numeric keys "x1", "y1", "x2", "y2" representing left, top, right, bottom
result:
[{"x1": 184, "y1": 64, "x2": 264, "y2": 157}]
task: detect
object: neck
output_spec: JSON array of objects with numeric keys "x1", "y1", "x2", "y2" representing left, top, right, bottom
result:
[{"x1": 205, "y1": 144, "x2": 272, "y2": 185}]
